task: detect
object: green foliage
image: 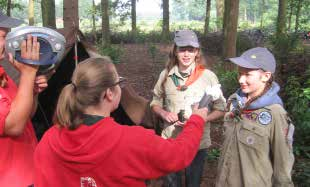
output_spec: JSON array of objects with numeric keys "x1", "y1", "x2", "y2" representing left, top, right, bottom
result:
[
  {"x1": 171, "y1": 0, "x2": 206, "y2": 21},
  {"x1": 213, "y1": 61, "x2": 239, "y2": 98},
  {"x1": 236, "y1": 32, "x2": 255, "y2": 55},
  {"x1": 268, "y1": 33, "x2": 303, "y2": 62},
  {"x1": 207, "y1": 148, "x2": 221, "y2": 161},
  {"x1": 293, "y1": 159, "x2": 310, "y2": 185},
  {"x1": 97, "y1": 45, "x2": 123, "y2": 64},
  {"x1": 284, "y1": 72, "x2": 310, "y2": 157}
]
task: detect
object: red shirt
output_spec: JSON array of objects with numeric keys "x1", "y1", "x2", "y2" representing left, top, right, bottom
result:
[
  {"x1": 34, "y1": 115, "x2": 205, "y2": 187},
  {"x1": 0, "y1": 75, "x2": 38, "y2": 187}
]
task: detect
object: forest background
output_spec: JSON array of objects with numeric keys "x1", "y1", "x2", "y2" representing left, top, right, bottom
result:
[{"x1": 0, "y1": 0, "x2": 310, "y2": 186}]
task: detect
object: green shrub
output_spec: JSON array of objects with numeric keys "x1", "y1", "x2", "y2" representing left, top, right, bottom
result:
[
  {"x1": 267, "y1": 33, "x2": 302, "y2": 62},
  {"x1": 214, "y1": 61, "x2": 239, "y2": 98},
  {"x1": 97, "y1": 45, "x2": 123, "y2": 64},
  {"x1": 207, "y1": 148, "x2": 221, "y2": 161}
]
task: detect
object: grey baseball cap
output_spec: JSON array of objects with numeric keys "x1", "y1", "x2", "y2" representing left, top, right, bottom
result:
[
  {"x1": 0, "y1": 10, "x2": 23, "y2": 28},
  {"x1": 229, "y1": 47, "x2": 276, "y2": 73},
  {"x1": 174, "y1": 30, "x2": 200, "y2": 48}
]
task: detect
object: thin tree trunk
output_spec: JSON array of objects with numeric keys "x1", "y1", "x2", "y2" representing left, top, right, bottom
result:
[
  {"x1": 131, "y1": 0, "x2": 137, "y2": 41},
  {"x1": 294, "y1": 0, "x2": 302, "y2": 33},
  {"x1": 6, "y1": 0, "x2": 11, "y2": 16},
  {"x1": 92, "y1": 0, "x2": 97, "y2": 42},
  {"x1": 28, "y1": 0, "x2": 34, "y2": 25},
  {"x1": 63, "y1": 0, "x2": 79, "y2": 30},
  {"x1": 162, "y1": 0, "x2": 170, "y2": 41},
  {"x1": 244, "y1": 7, "x2": 247, "y2": 21},
  {"x1": 216, "y1": 0, "x2": 224, "y2": 31},
  {"x1": 204, "y1": 0, "x2": 212, "y2": 35},
  {"x1": 276, "y1": 0, "x2": 287, "y2": 39},
  {"x1": 260, "y1": 0, "x2": 265, "y2": 29},
  {"x1": 101, "y1": 0, "x2": 110, "y2": 47},
  {"x1": 42, "y1": 0, "x2": 56, "y2": 28},
  {"x1": 223, "y1": 0, "x2": 239, "y2": 61},
  {"x1": 287, "y1": 0, "x2": 294, "y2": 31}
]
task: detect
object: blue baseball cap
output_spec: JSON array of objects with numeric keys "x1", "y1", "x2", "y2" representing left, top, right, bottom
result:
[
  {"x1": 229, "y1": 47, "x2": 276, "y2": 73},
  {"x1": 174, "y1": 30, "x2": 200, "y2": 48}
]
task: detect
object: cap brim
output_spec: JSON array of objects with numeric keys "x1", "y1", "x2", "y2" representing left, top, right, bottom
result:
[
  {"x1": 175, "y1": 41, "x2": 199, "y2": 48},
  {"x1": 229, "y1": 57, "x2": 260, "y2": 69},
  {"x1": 0, "y1": 17, "x2": 23, "y2": 28}
]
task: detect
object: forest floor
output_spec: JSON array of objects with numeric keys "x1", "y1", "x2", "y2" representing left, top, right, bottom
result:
[{"x1": 115, "y1": 43, "x2": 223, "y2": 187}]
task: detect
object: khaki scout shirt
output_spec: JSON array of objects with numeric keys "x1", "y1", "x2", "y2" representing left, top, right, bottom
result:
[
  {"x1": 150, "y1": 65, "x2": 226, "y2": 149},
  {"x1": 216, "y1": 104, "x2": 294, "y2": 187}
]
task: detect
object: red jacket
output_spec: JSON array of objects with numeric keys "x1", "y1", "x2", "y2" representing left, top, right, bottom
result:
[
  {"x1": 34, "y1": 115, "x2": 204, "y2": 187},
  {"x1": 0, "y1": 74, "x2": 37, "y2": 187}
]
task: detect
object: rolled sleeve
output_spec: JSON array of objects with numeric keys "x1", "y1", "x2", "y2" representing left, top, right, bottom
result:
[{"x1": 150, "y1": 70, "x2": 166, "y2": 108}]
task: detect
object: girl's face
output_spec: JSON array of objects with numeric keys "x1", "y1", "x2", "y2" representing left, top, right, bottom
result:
[
  {"x1": 176, "y1": 46, "x2": 198, "y2": 71},
  {"x1": 238, "y1": 67, "x2": 271, "y2": 98}
]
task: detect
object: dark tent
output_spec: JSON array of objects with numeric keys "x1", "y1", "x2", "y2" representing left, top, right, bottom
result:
[{"x1": 3, "y1": 28, "x2": 155, "y2": 140}]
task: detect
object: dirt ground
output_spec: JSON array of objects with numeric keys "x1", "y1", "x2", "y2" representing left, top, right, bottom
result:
[{"x1": 115, "y1": 44, "x2": 223, "y2": 187}]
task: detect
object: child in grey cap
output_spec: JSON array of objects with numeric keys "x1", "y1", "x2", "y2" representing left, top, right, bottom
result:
[
  {"x1": 216, "y1": 47, "x2": 294, "y2": 187},
  {"x1": 150, "y1": 29, "x2": 226, "y2": 187}
]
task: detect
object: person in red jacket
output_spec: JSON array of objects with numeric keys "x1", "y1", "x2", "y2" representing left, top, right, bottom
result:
[
  {"x1": 0, "y1": 11, "x2": 48, "y2": 187},
  {"x1": 34, "y1": 57, "x2": 209, "y2": 187}
]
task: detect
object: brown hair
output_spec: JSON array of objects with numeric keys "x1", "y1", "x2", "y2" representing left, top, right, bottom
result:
[
  {"x1": 160, "y1": 44, "x2": 206, "y2": 97},
  {"x1": 53, "y1": 57, "x2": 118, "y2": 129}
]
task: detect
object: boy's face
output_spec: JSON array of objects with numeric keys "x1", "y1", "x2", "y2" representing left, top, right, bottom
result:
[{"x1": 0, "y1": 27, "x2": 9, "y2": 60}]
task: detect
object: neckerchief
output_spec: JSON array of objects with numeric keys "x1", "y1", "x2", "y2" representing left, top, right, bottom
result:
[{"x1": 171, "y1": 64, "x2": 205, "y2": 91}]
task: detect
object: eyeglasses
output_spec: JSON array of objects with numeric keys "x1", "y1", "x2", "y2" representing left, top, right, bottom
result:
[
  {"x1": 111, "y1": 76, "x2": 127, "y2": 88},
  {"x1": 177, "y1": 46, "x2": 197, "y2": 53}
]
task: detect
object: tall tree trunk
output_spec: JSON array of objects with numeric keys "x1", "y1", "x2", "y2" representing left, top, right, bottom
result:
[
  {"x1": 260, "y1": 0, "x2": 265, "y2": 29},
  {"x1": 244, "y1": 6, "x2": 247, "y2": 21},
  {"x1": 92, "y1": 0, "x2": 97, "y2": 42},
  {"x1": 28, "y1": 0, "x2": 34, "y2": 25},
  {"x1": 42, "y1": 0, "x2": 56, "y2": 28},
  {"x1": 294, "y1": 0, "x2": 302, "y2": 33},
  {"x1": 204, "y1": 0, "x2": 212, "y2": 35},
  {"x1": 287, "y1": 0, "x2": 294, "y2": 31},
  {"x1": 216, "y1": 0, "x2": 224, "y2": 31},
  {"x1": 101, "y1": 0, "x2": 110, "y2": 47},
  {"x1": 63, "y1": 0, "x2": 79, "y2": 30},
  {"x1": 6, "y1": 0, "x2": 11, "y2": 16},
  {"x1": 131, "y1": 0, "x2": 137, "y2": 41},
  {"x1": 162, "y1": 0, "x2": 170, "y2": 41},
  {"x1": 223, "y1": 0, "x2": 239, "y2": 61},
  {"x1": 276, "y1": 0, "x2": 287, "y2": 39}
]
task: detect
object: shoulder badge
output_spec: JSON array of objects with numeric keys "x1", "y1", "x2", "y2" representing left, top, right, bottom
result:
[{"x1": 258, "y1": 111, "x2": 272, "y2": 125}]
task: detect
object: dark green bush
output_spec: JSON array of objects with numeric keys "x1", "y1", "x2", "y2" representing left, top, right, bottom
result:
[
  {"x1": 213, "y1": 61, "x2": 239, "y2": 98},
  {"x1": 97, "y1": 45, "x2": 123, "y2": 64}
]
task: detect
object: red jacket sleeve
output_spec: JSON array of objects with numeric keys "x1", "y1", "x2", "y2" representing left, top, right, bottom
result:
[{"x1": 123, "y1": 114, "x2": 204, "y2": 179}]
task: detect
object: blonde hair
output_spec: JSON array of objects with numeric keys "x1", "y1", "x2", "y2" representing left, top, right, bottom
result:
[{"x1": 54, "y1": 57, "x2": 117, "y2": 129}]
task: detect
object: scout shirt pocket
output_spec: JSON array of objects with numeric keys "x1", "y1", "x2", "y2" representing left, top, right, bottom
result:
[{"x1": 238, "y1": 121, "x2": 267, "y2": 151}]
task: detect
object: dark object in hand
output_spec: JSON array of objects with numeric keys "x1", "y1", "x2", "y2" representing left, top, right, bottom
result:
[
  {"x1": 198, "y1": 93, "x2": 212, "y2": 110},
  {"x1": 178, "y1": 109, "x2": 185, "y2": 122}
]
